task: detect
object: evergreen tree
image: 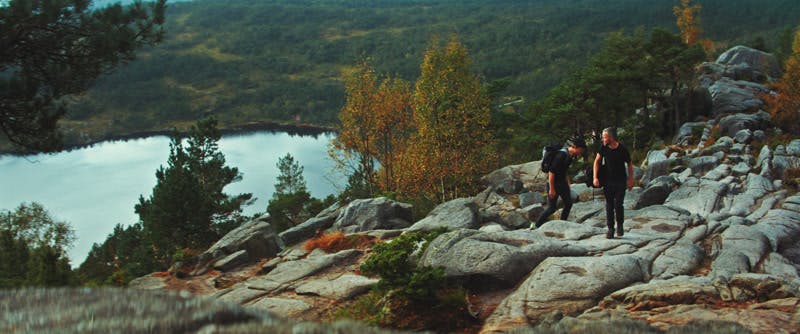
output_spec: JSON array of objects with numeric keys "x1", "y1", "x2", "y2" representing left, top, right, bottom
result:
[
  {"x1": 274, "y1": 153, "x2": 307, "y2": 195},
  {"x1": 77, "y1": 223, "x2": 154, "y2": 286},
  {"x1": 267, "y1": 153, "x2": 316, "y2": 232},
  {"x1": 135, "y1": 117, "x2": 252, "y2": 268},
  {"x1": 0, "y1": 0, "x2": 166, "y2": 152}
]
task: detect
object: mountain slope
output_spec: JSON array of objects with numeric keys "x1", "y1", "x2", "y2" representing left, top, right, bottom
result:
[{"x1": 61, "y1": 0, "x2": 799, "y2": 144}]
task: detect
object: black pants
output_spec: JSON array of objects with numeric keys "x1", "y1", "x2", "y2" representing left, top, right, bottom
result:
[
  {"x1": 603, "y1": 182, "x2": 626, "y2": 231},
  {"x1": 535, "y1": 181, "x2": 572, "y2": 227}
]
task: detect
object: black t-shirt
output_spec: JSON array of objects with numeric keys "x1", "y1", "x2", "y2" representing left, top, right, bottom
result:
[
  {"x1": 549, "y1": 148, "x2": 571, "y2": 184},
  {"x1": 598, "y1": 143, "x2": 631, "y2": 184}
]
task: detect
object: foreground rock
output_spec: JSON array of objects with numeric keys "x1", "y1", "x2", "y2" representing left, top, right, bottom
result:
[{"x1": 0, "y1": 288, "x2": 408, "y2": 334}]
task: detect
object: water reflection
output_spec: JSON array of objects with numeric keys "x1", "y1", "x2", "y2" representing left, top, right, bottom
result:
[{"x1": 0, "y1": 132, "x2": 341, "y2": 266}]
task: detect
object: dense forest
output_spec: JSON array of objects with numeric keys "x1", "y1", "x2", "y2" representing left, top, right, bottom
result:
[{"x1": 58, "y1": 0, "x2": 800, "y2": 146}]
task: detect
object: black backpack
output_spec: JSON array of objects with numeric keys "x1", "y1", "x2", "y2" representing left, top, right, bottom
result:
[
  {"x1": 584, "y1": 164, "x2": 605, "y2": 188},
  {"x1": 540, "y1": 144, "x2": 563, "y2": 173}
]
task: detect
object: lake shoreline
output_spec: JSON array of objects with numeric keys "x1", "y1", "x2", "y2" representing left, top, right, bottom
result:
[{"x1": 0, "y1": 121, "x2": 337, "y2": 156}]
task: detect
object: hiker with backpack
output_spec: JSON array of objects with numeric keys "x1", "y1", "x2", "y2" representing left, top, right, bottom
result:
[
  {"x1": 593, "y1": 127, "x2": 634, "y2": 239},
  {"x1": 531, "y1": 137, "x2": 587, "y2": 229}
]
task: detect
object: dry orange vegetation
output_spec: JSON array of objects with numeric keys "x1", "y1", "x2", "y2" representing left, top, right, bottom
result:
[{"x1": 304, "y1": 232, "x2": 377, "y2": 253}]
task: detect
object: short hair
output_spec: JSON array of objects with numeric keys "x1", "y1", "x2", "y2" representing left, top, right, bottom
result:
[
  {"x1": 568, "y1": 136, "x2": 586, "y2": 149},
  {"x1": 602, "y1": 127, "x2": 618, "y2": 141}
]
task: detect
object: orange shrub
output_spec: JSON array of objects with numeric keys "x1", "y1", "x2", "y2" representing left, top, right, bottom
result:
[{"x1": 304, "y1": 232, "x2": 377, "y2": 253}]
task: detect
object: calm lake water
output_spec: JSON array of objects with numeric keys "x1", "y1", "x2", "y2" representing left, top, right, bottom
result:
[{"x1": 0, "y1": 131, "x2": 342, "y2": 266}]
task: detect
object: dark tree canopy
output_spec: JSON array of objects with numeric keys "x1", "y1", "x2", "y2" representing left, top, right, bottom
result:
[{"x1": 0, "y1": 0, "x2": 166, "y2": 152}]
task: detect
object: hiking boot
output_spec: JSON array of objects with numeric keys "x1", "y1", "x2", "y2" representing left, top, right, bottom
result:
[
  {"x1": 616, "y1": 225, "x2": 624, "y2": 237},
  {"x1": 606, "y1": 229, "x2": 614, "y2": 239}
]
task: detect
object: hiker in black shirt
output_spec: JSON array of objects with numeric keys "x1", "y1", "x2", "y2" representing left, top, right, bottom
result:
[
  {"x1": 533, "y1": 138, "x2": 586, "y2": 228},
  {"x1": 593, "y1": 127, "x2": 633, "y2": 239}
]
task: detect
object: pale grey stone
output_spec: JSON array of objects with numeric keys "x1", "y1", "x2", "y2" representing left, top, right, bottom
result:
[
  {"x1": 128, "y1": 275, "x2": 168, "y2": 290},
  {"x1": 279, "y1": 204, "x2": 340, "y2": 246},
  {"x1": 665, "y1": 178, "x2": 726, "y2": 216},
  {"x1": 213, "y1": 249, "x2": 249, "y2": 272},
  {"x1": 483, "y1": 255, "x2": 646, "y2": 331},
  {"x1": 197, "y1": 219, "x2": 282, "y2": 274},
  {"x1": 295, "y1": 274, "x2": 378, "y2": 300},
  {"x1": 334, "y1": 197, "x2": 413, "y2": 233},
  {"x1": 246, "y1": 249, "x2": 362, "y2": 293},
  {"x1": 734, "y1": 129, "x2": 753, "y2": 143},
  {"x1": 652, "y1": 242, "x2": 705, "y2": 279},
  {"x1": 248, "y1": 297, "x2": 312, "y2": 318},
  {"x1": 519, "y1": 191, "x2": 545, "y2": 208},
  {"x1": 407, "y1": 197, "x2": 479, "y2": 232},
  {"x1": 419, "y1": 230, "x2": 587, "y2": 286},
  {"x1": 761, "y1": 253, "x2": 800, "y2": 280}
]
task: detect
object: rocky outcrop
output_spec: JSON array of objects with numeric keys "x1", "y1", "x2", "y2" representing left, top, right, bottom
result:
[
  {"x1": 279, "y1": 202, "x2": 341, "y2": 246},
  {"x1": 407, "y1": 197, "x2": 480, "y2": 232},
  {"x1": 707, "y1": 78, "x2": 769, "y2": 117},
  {"x1": 718, "y1": 111, "x2": 772, "y2": 138},
  {"x1": 333, "y1": 197, "x2": 414, "y2": 233},
  {"x1": 0, "y1": 288, "x2": 410, "y2": 334},
  {"x1": 194, "y1": 217, "x2": 283, "y2": 275},
  {"x1": 715, "y1": 45, "x2": 782, "y2": 80}
]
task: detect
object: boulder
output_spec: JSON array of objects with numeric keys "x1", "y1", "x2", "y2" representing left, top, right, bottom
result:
[
  {"x1": 407, "y1": 197, "x2": 479, "y2": 232},
  {"x1": 708, "y1": 79, "x2": 769, "y2": 117},
  {"x1": 664, "y1": 178, "x2": 726, "y2": 216},
  {"x1": 641, "y1": 159, "x2": 674, "y2": 186},
  {"x1": 248, "y1": 297, "x2": 313, "y2": 318},
  {"x1": 688, "y1": 155, "x2": 720, "y2": 177},
  {"x1": 752, "y1": 207, "x2": 800, "y2": 252},
  {"x1": 771, "y1": 143, "x2": 800, "y2": 179},
  {"x1": 651, "y1": 241, "x2": 705, "y2": 280},
  {"x1": 787, "y1": 139, "x2": 800, "y2": 156},
  {"x1": 197, "y1": 219, "x2": 283, "y2": 272},
  {"x1": 634, "y1": 180, "x2": 674, "y2": 210},
  {"x1": 710, "y1": 224, "x2": 771, "y2": 279},
  {"x1": 481, "y1": 255, "x2": 646, "y2": 332},
  {"x1": 700, "y1": 163, "x2": 731, "y2": 182},
  {"x1": 480, "y1": 161, "x2": 547, "y2": 192},
  {"x1": 715, "y1": 45, "x2": 782, "y2": 80},
  {"x1": 733, "y1": 129, "x2": 753, "y2": 144},
  {"x1": 419, "y1": 230, "x2": 587, "y2": 287},
  {"x1": 519, "y1": 203, "x2": 545, "y2": 222},
  {"x1": 760, "y1": 253, "x2": 800, "y2": 281},
  {"x1": 212, "y1": 249, "x2": 249, "y2": 272},
  {"x1": 295, "y1": 274, "x2": 378, "y2": 300},
  {"x1": 518, "y1": 191, "x2": 545, "y2": 208},
  {"x1": 673, "y1": 121, "x2": 706, "y2": 145},
  {"x1": 601, "y1": 275, "x2": 717, "y2": 309},
  {"x1": 279, "y1": 202, "x2": 341, "y2": 246},
  {"x1": 245, "y1": 249, "x2": 362, "y2": 293},
  {"x1": 718, "y1": 111, "x2": 771, "y2": 138},
  {"x1": 333, "y1": 197, "x2": 413, "y2": 233}
]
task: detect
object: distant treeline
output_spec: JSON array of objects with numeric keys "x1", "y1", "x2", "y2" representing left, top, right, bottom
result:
[{"x1": 67, "y1": 0, "x2": 799, "y2": 139}]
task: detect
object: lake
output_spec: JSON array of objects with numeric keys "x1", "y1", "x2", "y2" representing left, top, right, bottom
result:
[{"x1": 0, "y1": 131, "x2": 342, "y2": 266}]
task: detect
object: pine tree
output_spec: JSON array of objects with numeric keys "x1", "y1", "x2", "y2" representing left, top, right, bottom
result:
[
  {"x1": 0, "y1": 0, "x2": 166, "y2": 152},
  {"x1": 135, "y1": 117, "x2": 252, "y2": 268},
  {"x1": 267, "y1": 153, "x2": 313, "y2": 232},
  {"x1": 274, "y1": 153, "x2": 308, "y2": 195}
]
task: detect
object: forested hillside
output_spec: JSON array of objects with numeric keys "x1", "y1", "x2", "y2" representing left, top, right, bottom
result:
[{"x1": 62, "y1": 0, "x2": 799, "y2": 144}]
